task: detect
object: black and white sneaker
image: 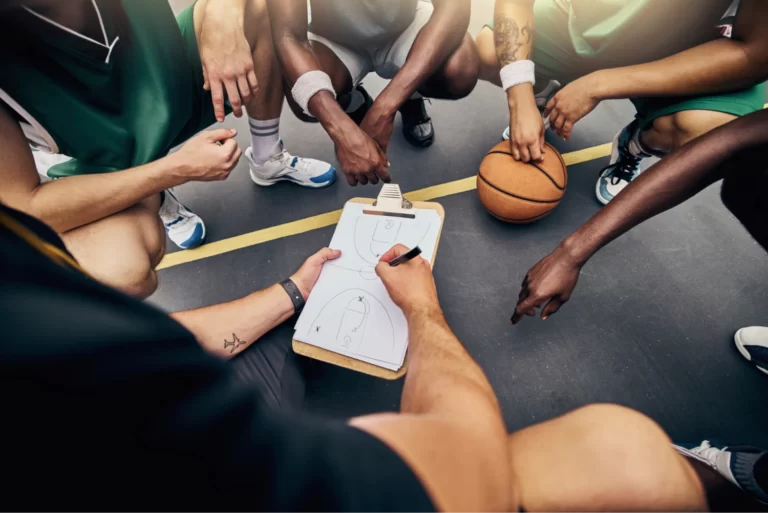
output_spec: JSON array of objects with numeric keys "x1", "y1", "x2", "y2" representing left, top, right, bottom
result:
[
  {"x1": 735, "y1": 326, "x2": 768, "y2": 375},
  {"x1": 675, "y1": 440, "x2": 768, "y2": 505},
  {"x1": 399, "y1": 97, "x2": 434, "y2": 148}
]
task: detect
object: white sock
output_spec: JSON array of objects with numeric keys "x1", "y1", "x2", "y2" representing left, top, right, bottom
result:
[
  {"x1": 629, "y1": 125, "x2": 652, "y2": 158},
  {"x1": 249, "y1": 117, "x2": 281, "y2": 165},
  {"x1": 344, "y1": 88, "x2": 366, "y2": 113}
]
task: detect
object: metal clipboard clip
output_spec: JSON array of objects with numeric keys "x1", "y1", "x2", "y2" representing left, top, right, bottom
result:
[{"x1": 363, "y1": 184, "x2": 415, "y2": 219}]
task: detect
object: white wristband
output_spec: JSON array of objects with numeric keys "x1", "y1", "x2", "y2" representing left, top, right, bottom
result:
[
  {"x1": 499, "y1": 60, "x2": 536, "y2": 91},
  {"x1": 291, "y1": 70, "x2": 336, "y2": 117}
]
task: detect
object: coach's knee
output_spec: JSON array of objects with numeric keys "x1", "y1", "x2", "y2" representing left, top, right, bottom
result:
[
  {"x1": 116, "y1": 205, "x2": 165, "y2": 298},
  {"x1": 440, "y1": 37, "x2": 480, "y2": 99},
  {"x1": 644, "y1": 110, "x2": 737, "y2": 154}
]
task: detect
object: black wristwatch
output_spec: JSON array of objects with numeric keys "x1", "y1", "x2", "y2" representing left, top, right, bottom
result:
[{"x1": 280, "y1": 279, "x2": 305, "y2": 315}]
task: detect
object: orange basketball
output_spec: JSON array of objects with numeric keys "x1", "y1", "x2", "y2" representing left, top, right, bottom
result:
[{"x1": 477, "y1": 141, "x2": 568, "y2": 224}]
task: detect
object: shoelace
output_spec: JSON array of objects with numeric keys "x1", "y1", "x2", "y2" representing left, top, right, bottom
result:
[{"x1": 609, "y1": 150, "x2": 643, "y2": 185}]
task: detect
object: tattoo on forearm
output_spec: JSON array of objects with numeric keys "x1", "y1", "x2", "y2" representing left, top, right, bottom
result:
[
  {"x1": 224, "y1": 333, "x2": 245, "y2": 354},
  {"x1": 494, "y1": 14, "x2": 532, "y2": 65}
]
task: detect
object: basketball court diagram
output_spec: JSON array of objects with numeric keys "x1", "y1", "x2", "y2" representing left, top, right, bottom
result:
[
  {"x1": 305, "y1": 288, "x2": 395, "y2": 359},
  {"x1": 327, "y1": 214, "x2": 436, "y2": 280}
]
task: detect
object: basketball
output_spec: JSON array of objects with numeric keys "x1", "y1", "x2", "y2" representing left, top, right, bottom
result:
[{"x1": 477, "y1": 141, "x2": 568, "y2": 224}]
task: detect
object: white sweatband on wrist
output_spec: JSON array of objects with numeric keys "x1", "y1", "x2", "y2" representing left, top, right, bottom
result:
[
  {"x1": 291, "y1": 70, "x2": 336, "y2": 116},
  {"x1": 499, "y1": 60, "x2": 536, "y2": 91}
]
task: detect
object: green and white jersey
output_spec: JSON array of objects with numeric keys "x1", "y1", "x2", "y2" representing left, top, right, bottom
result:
[{"x1": 0, "y1": 0, "x2": 203, "y2": 178}]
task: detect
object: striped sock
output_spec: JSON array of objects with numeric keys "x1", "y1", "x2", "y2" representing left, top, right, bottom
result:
[{"x1": 249, "y1": 117, "x2": 280, "y2": 166}]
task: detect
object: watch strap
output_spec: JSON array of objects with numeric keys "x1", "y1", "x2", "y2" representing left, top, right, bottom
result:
[{"x1": 280, "y1": 279, "x2": 305, "y2": 315}]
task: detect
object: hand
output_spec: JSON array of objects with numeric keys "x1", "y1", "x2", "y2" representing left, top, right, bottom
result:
[
  {"x1": 198, "y1": 3, "x2": 258, "y2": 122},
  {"x1": 375, "y1": 244, "x2": 440, "y2": 317},
  {"x1": 543, "y1": 74, "x2": 600, "y2": 140},
  {"x1": 508, "y1": 85, "x2": 546, "y2": 162},
  {"x1": 360, "y1": 103, "x2": 396, "y2": 157},
  {"x1": 335, "y1": 125, "x2": 392, "y2": 186},
  {"x1": 511, "y1": 243, "x2": 582, "y2": 324},
  {"x1": 171, "y1": 128, "x2": 242, "y2": 182},
  {"x1": 291, "y1": 248, "x2": 342, "y2": 299}
]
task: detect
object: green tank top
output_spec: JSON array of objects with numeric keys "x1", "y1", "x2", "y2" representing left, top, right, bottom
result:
[{"x1": 0, "y1": 0, "x2": 198, "y2": 178}]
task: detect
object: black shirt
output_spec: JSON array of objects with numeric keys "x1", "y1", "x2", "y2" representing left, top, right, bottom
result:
[{"x1": 0, "y1": 204, "x2": 433, "y2": 511}]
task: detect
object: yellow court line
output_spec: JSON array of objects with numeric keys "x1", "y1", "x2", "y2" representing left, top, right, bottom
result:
[{"x1": 157, "y1": 142, "x2": 614, "y2": 270}]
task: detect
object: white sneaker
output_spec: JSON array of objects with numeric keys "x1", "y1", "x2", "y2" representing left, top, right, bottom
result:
[
  {"x1": 158, "y1": 190, "x2": 206, "y2": 250},
  {"x1": 502, "y1": 80, "x2": 561, "y2": 140},
  {"x1": 735, "y1": 326, "x2": 768, "y2": 375},
  {"x1": 246, "y1": 141, "x2": 336, "y2": 188}
]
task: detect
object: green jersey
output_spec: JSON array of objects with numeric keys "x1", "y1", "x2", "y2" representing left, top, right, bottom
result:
[{"x1": 0, "y1": 0, "x2": 205, "y2": 178}]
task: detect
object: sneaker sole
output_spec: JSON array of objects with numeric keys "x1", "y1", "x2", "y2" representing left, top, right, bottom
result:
[
  {"x1": 734, "y1": 330, "x2": 768, "y2": 375},
  {"x1": 250, "y1": 170, "x2": 335, "y2": 189},
  {"x1": 594, "y1": 131, "x2": 622, "y2": 206}
]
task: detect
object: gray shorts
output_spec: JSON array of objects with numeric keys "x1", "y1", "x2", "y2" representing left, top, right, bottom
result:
[{"x1": 308, "y1": 0, "x2": 433, "y2": 85}]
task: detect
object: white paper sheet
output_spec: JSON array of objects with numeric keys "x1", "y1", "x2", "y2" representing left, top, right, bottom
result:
[{"x1": 294, "y1": 203, "x2": 442, "y2": 370}]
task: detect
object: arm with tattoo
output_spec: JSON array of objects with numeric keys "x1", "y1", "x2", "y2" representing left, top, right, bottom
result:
[{"x1": 493, "y1": 0, "x2": 544, "y2": 162}]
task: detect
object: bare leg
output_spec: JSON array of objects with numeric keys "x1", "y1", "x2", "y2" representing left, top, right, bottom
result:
[
  {"x1": 641, "y1": 110, "x2": 737, "y2": 155},
  {"x1": 61, "y1": 194, "x2": 165, "y2": 299},
  {"x1": 507, "y1": 404, "x2": 707, "y2": 511},
  {"x1": 476, "y1": 26, "x2": 503, "y2": 87},
  {"x1": 416, "y1": 33, "x2": 479, "y2": 100}
]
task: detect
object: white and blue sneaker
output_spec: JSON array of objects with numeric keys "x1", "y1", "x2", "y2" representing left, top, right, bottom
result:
[
  {"x1": 735, "y1": 326, "x2": 768, "y2": 375},
  {"x1": 502, "y1": 80, "x2": 561, "y2": 140},
  {"x1": 158, "y1": 190, "x2": 206, "y2": 250},
  {"x1": 595, "y1": 120, "x2": 652, "y2": 205},
  {"x1": 246, "y1": 141, "x2": 336, "y2": 188},
  {"x1": 674, "y1": 440, "x2": 768, "y2": 504}
]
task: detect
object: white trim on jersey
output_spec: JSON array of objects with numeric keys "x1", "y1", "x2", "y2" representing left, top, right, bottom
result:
[
  {"x1": 22, "y1": 0, "x2": 120, "y2": 64},
  {"x1": 0, "y1": 88, "x2": 58, "y2": 155}
]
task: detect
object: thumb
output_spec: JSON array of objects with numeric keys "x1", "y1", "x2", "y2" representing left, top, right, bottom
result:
[
  {"x1": 207, "y1": 128, "x2": 237, "y2": 142},
  {"x1": 314, "y1": 248, "x2": 342, "y2": 263},
  {"x1": 541, "y1": 297, "x2": 564, "y2": 320},
  {"x1": 379, "y1": 244, "x2": 409, "y2": 264}
]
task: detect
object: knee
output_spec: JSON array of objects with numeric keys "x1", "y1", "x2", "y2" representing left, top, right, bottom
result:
[
  {"x1": 115, "y1": 206, "x2": 164, "y2": 298},
  {"x1": 117, "y1": 266, "x2": 159, "y2": 299},
  {"x1": 475, "y1": 27, "x2": 501, "y2": 84},
  {"x1": 648, "y1": 111, "x2": 737, "y2": 152},
  {"x1": 441, "y1": 38, "x2": 480, "y2": 99}
]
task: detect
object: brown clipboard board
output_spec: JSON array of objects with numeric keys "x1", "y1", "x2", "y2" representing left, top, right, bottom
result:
[{"x1": 292, "y1": 187, "x2": 445, "y2": 380}]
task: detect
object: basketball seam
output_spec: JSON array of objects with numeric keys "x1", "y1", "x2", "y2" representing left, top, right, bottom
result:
[
  {"x1": 486, "y1": 143, "x2": 568, "y2": 190},
  {"x1": 477, "y1": 173, "x2": 562, "y2": 204}
]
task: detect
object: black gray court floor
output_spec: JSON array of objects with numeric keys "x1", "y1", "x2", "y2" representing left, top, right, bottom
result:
[{"x1": 154, "y1": 0, "x2": 768, "y2": 446}]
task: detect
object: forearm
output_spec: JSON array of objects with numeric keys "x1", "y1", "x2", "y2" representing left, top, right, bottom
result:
[
  {"x1": 18, "y1": 156, "x2": 182, "y2": 233},
  {"x1": 375, "y1": 2, "x2": 471, "y2": 112},
  {"x1": 401, "y1": 308, "x2": 500, "y2": 418},
  {"x1": 171, "y1": 284, "x2": 294, "y2": 360},
  {"x1": 563, "y1": 112, "x2": 768, "y2": 264},
  {"x1": 494, "y1": 0, "x2": 536, "y2": 107},
  {"x1": 592, "y1": 39, "x2": 768, "y2": 101}
]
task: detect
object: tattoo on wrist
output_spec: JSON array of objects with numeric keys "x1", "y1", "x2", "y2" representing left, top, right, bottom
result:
[
  {"x1": 494, "y1": 15, "x2": 532, "y2": 65},
  {"x1": 223, "y1": 333, "x2": 245, "y2": 354}
]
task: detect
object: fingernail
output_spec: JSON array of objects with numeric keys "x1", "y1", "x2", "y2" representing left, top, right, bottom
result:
[
  {"x1": 230, "y1": 129, "x2": 237, "y2": 134},
  {"x1": 542, "y1": 316, "x2": 549, "y2": 321}
]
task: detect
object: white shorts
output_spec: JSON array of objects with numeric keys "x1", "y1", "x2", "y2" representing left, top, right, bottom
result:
[{"x1": 308, "y1": 1, "x2": 433, "y2": 86}]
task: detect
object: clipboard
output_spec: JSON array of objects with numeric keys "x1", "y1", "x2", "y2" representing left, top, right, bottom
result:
[{"x1": 292, "y1": 185, "x2": 445, "y2": 380}]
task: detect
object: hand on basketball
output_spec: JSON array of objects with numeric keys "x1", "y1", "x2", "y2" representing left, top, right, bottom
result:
[
  {"x1": 290, "y1": 248, "x2": 342, "y2": 300},
  {"x1": 335, "y1": 126, "x2": 392, "y2": 186},
  {"x1": 543, "y1": 75, "x2": 600, "y2": 141},
  {"x1": 172, "y1": 128, "x2": 242, "y2": 183},
  {"x1": 376, "y1": 244, "x2": 440, "y2": 317},
  {"x1": 199, "y1": 2, "x2": 259, "y2": 121},
  {"x1": 512, "y1": 244, "x2": 582, "y2": 324},
  {"x1": 360, "y1": 103, "x2": 396, "y2": 156},
  {"x1": 509, "y1": 92, "x2": 546, "y2": 163}
]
